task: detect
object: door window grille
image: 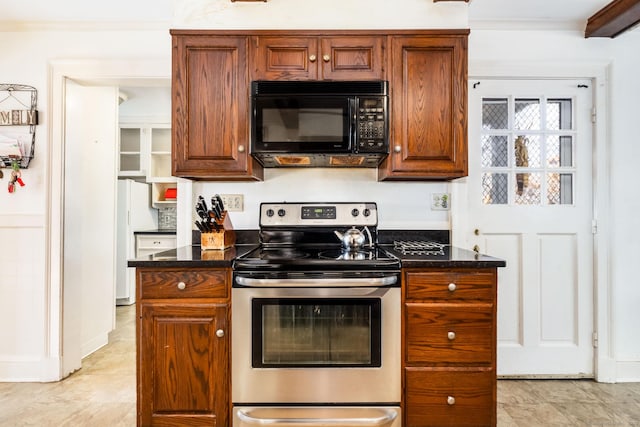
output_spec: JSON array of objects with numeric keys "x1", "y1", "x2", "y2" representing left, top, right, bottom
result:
[{"x1": 481, "y1": 97, "x2": 576, "y2": 205}]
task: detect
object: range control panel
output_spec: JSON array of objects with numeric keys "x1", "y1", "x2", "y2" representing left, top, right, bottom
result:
[{"x1": 260, "y1": 202, "x2": 378, "y2": 227}]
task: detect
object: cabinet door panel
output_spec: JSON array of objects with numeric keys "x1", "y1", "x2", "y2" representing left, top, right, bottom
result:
[
  {"x1": 405, "y1": 304, "x2": 494, "y2": 365},
  {"x1": 172, "y1": 35, "x2": 261, "y2": 180},
  {"x1": 381, "y1": 35, "x2": 468, "y2": 180},
  {"x1": 405, "y1": 368, "x2": 495, "y2": 427},
  {"x1": 252, "y1": 37, "x2": 319, "y2": 80},
  {"x1": 321, "y1": 37, "x2": 384, "y2": 80},
  {"x1": 139, "y1": 303, "x2": 229, "y2": 426}
]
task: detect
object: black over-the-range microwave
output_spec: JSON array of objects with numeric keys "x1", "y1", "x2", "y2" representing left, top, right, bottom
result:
[{"x1": 250, "y1": 80, "x2": 389, "y2": 168}]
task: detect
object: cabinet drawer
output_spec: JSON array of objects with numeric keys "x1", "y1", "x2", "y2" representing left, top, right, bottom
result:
[
  {"x1": 405, "y1": 270, "x2": 495, "y2": 302},
  {"x1": 136, "y1": 234, "x2": 176, "y2": 250},
  {"x1": 405, "y1": 368, "x2": 495, "y2": 427},
  {"x1": 139, "y1": 269, "x2": 228, "y2": 299},
  {"x1": 405, "y1": 304, "x2": 493, "y2": 365}
]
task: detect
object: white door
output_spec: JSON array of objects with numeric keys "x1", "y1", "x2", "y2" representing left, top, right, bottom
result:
[
  {"x1": 63, "y1": 81, "x2": 118, "y2": 375},
  {"x1": 453, "y1": 79, "x2": 594, "y2": 377}
]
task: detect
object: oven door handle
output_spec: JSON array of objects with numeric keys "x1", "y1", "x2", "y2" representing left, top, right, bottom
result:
[
  {"x1": 236, "y1": 409, "x2": 397, "y2": 426},
  {"x1": 235, "y1": 275, "x2": 397, "y2": 287}
]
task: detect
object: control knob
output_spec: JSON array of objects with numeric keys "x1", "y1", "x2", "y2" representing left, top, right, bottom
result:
[
  {"x1": 266, "y1": 209, "x2": 275, "y2": 217},
  {"x1": 363, "y1": 208, "x2": 371, "y2": 217},
  {"x1": 351, "y1": 208, "x2": 360, "y2": 217},
  {"x1": 277, "y1": 208, "x2": 286, "y2": 217}
]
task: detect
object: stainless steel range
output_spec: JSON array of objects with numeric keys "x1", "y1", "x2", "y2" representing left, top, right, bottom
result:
[{"x1": 232, "y1": 202, "x2": 401, "y2": 427}]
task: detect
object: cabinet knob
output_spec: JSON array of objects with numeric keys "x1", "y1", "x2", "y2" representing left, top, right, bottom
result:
[
  {"x1": 322, "y1": 54, "x2": 330, "y2": 62},
  {"x1": 177, "y1": 281, "x2": 186, "y2": 290},
  {"x1": 448, "y1": 283, "x2": 457, "y2": 292},
  {"x1": 216, "y1": 329, "x2": 225, "y2": 338},
  {"x1": 238, "y1": 145, "x2": 245, "y2": 153},
  {"x1": 473, "y1": 245, "x2": 480, "y2": 253},
  {"x1": 447, "y1": 331, "x2": 456, "y2": 340},
  {"x1": 447, "y1": 396, "x2": 456, "y2": 405},
  {"x1": 309, "y1": 54, "x2": 317, "y2": 62},
  {"x1": 474, "y1": 228, "x2": 480, "y2": 236},
  {"x1": 394, "y1": 145, "x2": 402, "y2": 153}
]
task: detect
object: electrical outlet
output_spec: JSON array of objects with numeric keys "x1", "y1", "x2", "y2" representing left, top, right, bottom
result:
[
  {"x1": 219, "y1": 194, "x2": 244, "y2": 212},
  {"x1": 431, "y1": 193, "x2": 450, "y2": 210}
]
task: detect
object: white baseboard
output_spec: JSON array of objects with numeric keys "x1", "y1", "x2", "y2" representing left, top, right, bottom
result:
[
  {"x1": 615, "y1": 360, "x2": 640, "y2": 383},
  {"x1": 0, "y1": 356, "x2": 62, "y2": 382},
  {"x1": 81, "y1": 333, "x2": 109, "y2": 360}
]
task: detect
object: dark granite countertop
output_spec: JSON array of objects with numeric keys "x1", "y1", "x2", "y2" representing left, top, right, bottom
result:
[
  {"x1": 382, "y1": 245, "x2": 506, "y2": 268},
  {"x1": 128, "y1": 244, "x2": 257, "y2": 268},
  {"x1": 128, "y1": 229, "x2": 505, "y2": 269}
]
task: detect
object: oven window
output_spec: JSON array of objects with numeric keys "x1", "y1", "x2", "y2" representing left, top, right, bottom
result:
[{"x1": 252, "y1": 298, "x2": 381, "y2": 368}]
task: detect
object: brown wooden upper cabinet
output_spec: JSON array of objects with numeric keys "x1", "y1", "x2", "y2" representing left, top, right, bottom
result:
[
  {"x1": 171, "y1": 31, "x2": 263, "y2": 180},
  {"x1": 170, "y1": 30, "x2": 468, "y2": 181},
  {"x1": 379, "y1": 32, "x2": 469, "y2": 180},
  {"x1": 251, "y1": 36, "x2": 385, "y2": 80}
]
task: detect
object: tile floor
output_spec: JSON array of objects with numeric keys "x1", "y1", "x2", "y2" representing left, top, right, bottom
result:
[{"x1": 1, "y1": 305, "x2": 639, "y2": 426}]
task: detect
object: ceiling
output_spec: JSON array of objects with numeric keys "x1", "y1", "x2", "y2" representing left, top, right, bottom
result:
[
  {"x1": 0, "y1": 0, "x2": 623, "y2": 33},
  {"x1": 469, "y1": 0, "x2": 611, "y2": 28}
]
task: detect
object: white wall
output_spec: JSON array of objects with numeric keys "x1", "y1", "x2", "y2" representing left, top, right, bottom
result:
[
  {"x1": 0, "y1": 0, "x2": 638, "y2": 382},
  {"x1": 468, "y1": 27, "x2": 640, "y2": 381},
  {"x1": 0, "y1": 29, "x2": 169, "y2": 381},
  {"x1": 196, "y1": 169, "x2": 450, "y2": 230}
]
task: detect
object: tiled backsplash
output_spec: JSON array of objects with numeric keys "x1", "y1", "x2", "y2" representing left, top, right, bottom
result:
[{"x1": 158, "y1": 206, "x2": 177, "y2": 230}]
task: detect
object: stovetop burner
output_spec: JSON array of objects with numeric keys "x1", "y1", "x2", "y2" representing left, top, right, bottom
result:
[
  {"x1": 318, "y1": 248, "x2": 376, "y2": 260},
  {"x1": 258, "y1": 248, "x2": 311, "y2": 261}
]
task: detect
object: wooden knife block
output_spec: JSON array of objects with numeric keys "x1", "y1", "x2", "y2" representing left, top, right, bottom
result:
[{"x1": 201, "y1": 211, "x2": 236, "y2": 250}]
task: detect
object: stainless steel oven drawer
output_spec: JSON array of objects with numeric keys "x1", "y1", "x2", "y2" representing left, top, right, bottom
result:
[{"x1": 233, "y1": 406, "x2": 401, "y2": 427}]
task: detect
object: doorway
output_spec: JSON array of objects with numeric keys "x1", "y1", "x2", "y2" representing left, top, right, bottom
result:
[{"x1": 49, "y1": 59, "x2": 170, "y2": 379}]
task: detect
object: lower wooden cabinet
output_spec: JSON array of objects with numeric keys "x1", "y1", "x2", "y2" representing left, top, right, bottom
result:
[
  {"x1": 136, "y1": 268, "x2": 230, "y2": 426},
  {"x1": 403, "y1": 268, "x2": 497, "y2": 427}
]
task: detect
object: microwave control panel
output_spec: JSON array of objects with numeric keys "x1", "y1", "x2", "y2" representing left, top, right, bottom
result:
[{"x1": 356, "y1": 97, "x2": 387, "y2": 153}]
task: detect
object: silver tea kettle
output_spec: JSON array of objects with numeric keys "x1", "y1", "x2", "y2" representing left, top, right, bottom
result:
[{"x1": 334, "y1": 226, "x2": 372, "y2": 250}]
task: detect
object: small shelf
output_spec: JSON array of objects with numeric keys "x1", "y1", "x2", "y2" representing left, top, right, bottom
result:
[{"x1": 152, "y1": 182, "x2": 177, "y2": 208}]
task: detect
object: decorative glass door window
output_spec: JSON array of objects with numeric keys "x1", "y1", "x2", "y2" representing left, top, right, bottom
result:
[{"x1": 481, "y1": 96, "x2": 575, "y2": 205}]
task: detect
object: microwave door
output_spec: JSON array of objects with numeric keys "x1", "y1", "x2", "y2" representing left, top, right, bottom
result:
[{"x1": 252, "y1": 96, "x2": 351, "y2": 152}]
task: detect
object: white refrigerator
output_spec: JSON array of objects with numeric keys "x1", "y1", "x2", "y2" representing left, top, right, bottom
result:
[{"x1": 116, "y1": 179, "x2": 158, "y2": 305}]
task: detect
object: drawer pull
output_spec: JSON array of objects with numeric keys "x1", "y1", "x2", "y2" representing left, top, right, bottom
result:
[
  {"x1": 216, "y1": 329, "x2": 225, "y2": 338},
  {"x1": 447, "y1": 331, "x2": 456, "y2": 340},
  {"x1": 447, "y1": 396, "x2": 456, "y2": 405},
  {"x1": 177, "y1": 281, "x2": 186, "y2": 290},
  {"x1": 448, "y1": 282, "x2": 457, "y2": 292}
]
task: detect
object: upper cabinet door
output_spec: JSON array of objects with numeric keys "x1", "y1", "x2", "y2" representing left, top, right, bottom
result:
[
  {"x1": 379, "y1": 34, "x2": 468, "y2": 180},
  {"x1": 172, "y1": 34, "x2": 263, "y2": 180},
  {"x1": 251, "y1": 37, "x2": 319, "y2": 80},
  {"x1": 320, "y1": 36, "x2": 385, "y2": 80},
  {"x1": 251, "y1": 36, "x2": 385, "y2": 81}
]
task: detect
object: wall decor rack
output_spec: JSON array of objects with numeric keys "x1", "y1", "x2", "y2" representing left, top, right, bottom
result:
[{"x1": 0, "y1": 84, "x2": 38, "y2": 169}]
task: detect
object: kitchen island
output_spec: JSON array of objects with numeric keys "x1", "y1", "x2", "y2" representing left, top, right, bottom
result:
[{"x1": 129, "y1": 231, "x2": 504, "y2": 427}]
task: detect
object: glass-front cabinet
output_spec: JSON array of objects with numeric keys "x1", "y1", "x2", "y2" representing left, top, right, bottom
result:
[{"x1": 118, "y1": 124, "x2": 176, "y2": 207}]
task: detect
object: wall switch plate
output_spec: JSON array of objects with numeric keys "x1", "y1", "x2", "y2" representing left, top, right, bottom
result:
[
  {"x1": 219, "y1": 194, "x2": 244, "y2": 212},
  {"x1": 431, "y1": 193, "x2": 450, "y2": 210}
]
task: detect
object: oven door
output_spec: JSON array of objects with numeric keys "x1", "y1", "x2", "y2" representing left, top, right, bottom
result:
[{"x1": 231, "y1": 286, "x2": 400, "y2": 404}]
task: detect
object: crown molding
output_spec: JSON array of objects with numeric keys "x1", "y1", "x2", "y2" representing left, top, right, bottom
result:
[{"x1": 0, "y1": 20, "x2": 170, "y2": 32}]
